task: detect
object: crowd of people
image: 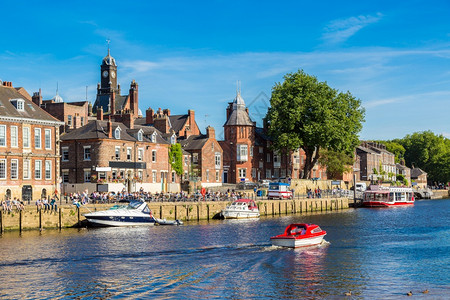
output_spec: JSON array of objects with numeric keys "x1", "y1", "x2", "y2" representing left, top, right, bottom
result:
[
  {"x1": 1, "y1": 198, "x2": 24, "y2": 212},
  {"x1": 2, "y1": 186, "x2": 354, "y2": 212}
]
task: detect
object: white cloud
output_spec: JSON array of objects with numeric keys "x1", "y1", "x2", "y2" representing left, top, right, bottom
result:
[{"x1": 322, "y1": 13, "x2": 383, "y2": 44}]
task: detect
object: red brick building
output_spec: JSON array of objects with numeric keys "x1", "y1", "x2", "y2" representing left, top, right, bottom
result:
[
  {"x1": 136, "y1": 107, "x2": 221, "y2": 187},
  {"x1": 0, "y1": 81, "x2": 64, "y2": 201},
  {"x1": 31, "y1": 89, "x2": 89, "y2": 133},
  {"x1": 60, "y1": 117, "x2": 175, "y2": 194},
  {"x1": 179, "y1": 126, "x2": 223, "y2": 188}
]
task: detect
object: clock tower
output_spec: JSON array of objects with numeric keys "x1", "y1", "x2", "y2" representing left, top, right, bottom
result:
[{"x1": 99, "y1": 48, "x2": 118, "y2": 96}]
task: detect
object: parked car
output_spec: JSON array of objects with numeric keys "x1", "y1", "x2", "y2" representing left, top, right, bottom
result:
[{"x1": 237, "y1": 182, "x2": 259, "y2": 190}]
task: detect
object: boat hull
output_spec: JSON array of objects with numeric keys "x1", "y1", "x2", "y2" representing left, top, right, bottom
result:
[
  {"x1": 84, "y1": 215, "x2": 156, "y2": 227},
  {"x1": 363, "y1": 201, "x2": 414, "y2": 207},
  {"x1": 271, "y1": 234, "x2": 326, "y2": 248},
  {"x1": 221, "y1": 210, "x2": 260, "y2": 219}
]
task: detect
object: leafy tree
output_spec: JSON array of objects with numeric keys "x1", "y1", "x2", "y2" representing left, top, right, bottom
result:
[
  {"x1": 378, "y1": 141, "x2": 406, "y2": 163},
  {"x1": 398, "y1": 131, "x2": 450, "y2": 183},
  {"x1": 318, "y1": 149, "x2": 353, "y2": 179},
  {"x1": 267, "y1": 70, "x2": 365, "y2": 179},
  {"x1": 169, "y1": 143, "x2": 183, "y2": 176}
]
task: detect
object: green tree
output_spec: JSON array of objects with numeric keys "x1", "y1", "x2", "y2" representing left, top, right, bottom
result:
[
  {"x1": 399, "y1": 131, "x2": 450, "y2": 183},
  {"x1": 267, "y1": 70, "x2": 365, "y2": 179},
  {"x1": 318, "y1": 149, "x2": 354, "y2": 179},
  {"x1": 169, "y1": 143, "x2": 183, "y2": 176},
  {"x1": 378, "y1": 141, "x2": 406, "y2": 163}
]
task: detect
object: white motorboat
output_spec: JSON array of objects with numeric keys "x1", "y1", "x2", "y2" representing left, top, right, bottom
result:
[
  {"x1": 83, "y1": 200, "x2": 156, "y2": 226},
  {"x1": 221, "y1": 198, "x2": 260, "y2": 219}
]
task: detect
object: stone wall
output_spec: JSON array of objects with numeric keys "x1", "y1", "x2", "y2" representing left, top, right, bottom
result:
[{"x1": 0, "y1": 198, "x2": 349, "y2": 231}]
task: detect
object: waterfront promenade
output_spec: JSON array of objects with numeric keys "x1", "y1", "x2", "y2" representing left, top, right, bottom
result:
[{"x1": 0, "y1": 197, "x2": 349, "y2": 231}]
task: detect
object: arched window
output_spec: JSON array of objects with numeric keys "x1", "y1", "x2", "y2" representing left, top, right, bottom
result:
[
  {"x1": 115, "y1": 127, "x2": 121, "y2": 139},
  {"x1": 151, "y1": 132, "x2": 156, "y2": 143},
  {"x1": 137, "y1": 131, "x2": 143, "y2": 141}
]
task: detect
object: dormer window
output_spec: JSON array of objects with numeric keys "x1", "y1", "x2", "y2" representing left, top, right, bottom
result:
[
  {"x1": 10, "y1": 98, "x2": 25, "y2": 111},
  {"x1": 115, "y1": 127, "x2": 121, "y2": 139},
  {"x1": 137, "y1": 130, "x2": 143, "y2": 141},
  {"x1": 170, "y1": 134, "x2": 176, "y2": 144},
  {"x1": 151, "y1": 132, "x2": 156, "y2": 143}
]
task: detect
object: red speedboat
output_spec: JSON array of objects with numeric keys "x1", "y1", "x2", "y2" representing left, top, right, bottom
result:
[{"x1": 270, "y1": 223, "x2": 327, "y2": 248}]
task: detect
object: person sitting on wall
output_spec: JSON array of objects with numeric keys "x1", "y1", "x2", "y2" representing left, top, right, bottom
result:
[{"x1": 50, "y1": 198, "x2": 57, "y2": 211}]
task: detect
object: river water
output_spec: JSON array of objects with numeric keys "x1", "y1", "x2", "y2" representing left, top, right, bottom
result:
[{"x1": 0, "y1": 199, "x2": 448, "y2": 299}]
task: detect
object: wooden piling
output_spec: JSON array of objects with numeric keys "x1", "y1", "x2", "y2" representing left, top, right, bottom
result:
[
  {"x1": 39, "y1": 209, "x2": 43, "y2": 230},
  {"x1": 77, "y1": 207, "x2": 81, "y2": 227},
  {"x1": 19, "y1": 210, "x2": 23, "y2": 233},
  {"x1": 59, "y1": 208, "x2": 62, "y2": 230}
]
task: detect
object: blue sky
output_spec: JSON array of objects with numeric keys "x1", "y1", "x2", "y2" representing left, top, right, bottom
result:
[{"x1": 1, "y1": 0, "x2": 449, "y2": 140}]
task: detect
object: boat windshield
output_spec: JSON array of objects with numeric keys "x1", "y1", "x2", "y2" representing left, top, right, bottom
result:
[{"x1": 128, "y1": 201, "x2": 144, "y2": 209}]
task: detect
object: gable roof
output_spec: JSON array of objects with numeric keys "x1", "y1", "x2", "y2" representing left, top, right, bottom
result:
[
  {"x1": 411, "y1": 168, "x2": 427, "y2": 178},
  {"x1": 179, "y1": 134, "x2": 209, "y2": 150},
  {"x1": 168, "y1": 114, "x2": 188, "y2": 132},
  {"x1": 61, "y1": 120, "x2": 136, "y2": 141},
  {"x1": 0, "y1": 85, "x2": 63, "y2": 124}
]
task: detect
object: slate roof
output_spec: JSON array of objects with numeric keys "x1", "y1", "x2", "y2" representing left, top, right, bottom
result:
[
  {"x1": 168, "y1": 114, "x2": 188, "y2": 132},
  {"x1": 179, "y1": 134, "x2": 209, "y2": 150},
  {"x1": 60, "y1": 120, "x2": 134, "y2": 141},
  {"x1": 134, "y1": 117, "x2": 147, "y2": 126},
  {"x1": 0, "y1": 85, "x2": 62, "y2": 124},
  {"x1": 411, "y1": 168, "x2": 427, "y2": 178},
  {"x1": 224, "y1": 108, "x2": 253, "y2": 126},
  {"x1": 224, "y1": 93, "x2": 254, "y2": 126},
  {"x1": 356, "y1": 145, "x2": 379, "y2": 155},
  {"x1": 396, "y1": 163, "x2": 410, "y2": 171},
  {"x1": 134, "y1": 125, "x2": 169, "y2": 144},
  {"x1": 92, "y1": 94, "x2": 129, "y2": 114},
  {"x1": 60, "y1": 120, "x2": 170, "y2": 144}
]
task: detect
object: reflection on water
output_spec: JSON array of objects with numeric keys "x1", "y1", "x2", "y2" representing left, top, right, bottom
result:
[{"x1": 0, "y1": 199, "x2": 449, "y2": 299}]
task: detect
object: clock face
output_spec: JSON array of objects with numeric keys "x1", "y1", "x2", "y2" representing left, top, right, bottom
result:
[
  {"x1": 111, "y1": 71, "x2": 116, "y2": 78},
  {"x1": 102, "y1": 70, "x2": 109, "y2": 78}
]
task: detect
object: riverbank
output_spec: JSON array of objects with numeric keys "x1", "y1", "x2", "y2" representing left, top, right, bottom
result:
[
  {"x1": 431, "y1": 189, "x2": 450, "y2": 199},
  {"x1": 0, "y1": 197, "x2": 349, "y2": 231}
]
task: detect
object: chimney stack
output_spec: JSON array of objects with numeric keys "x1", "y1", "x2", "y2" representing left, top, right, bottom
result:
[
  {"x1": 32, "y1": 89, "x2": 42, "y2": 107},
  {"x1": 129, "y1": 80, "x2": 138, "y2": 117},
  {"x1": 107, "y1": 118, "x2": 113, "y2": 138},
  {"x1": 146, "y1": 108, "x2": 154, "y2": 124},
  {"x1": 110, "y1": 92, "x2": 116, "y2": 115},
  {"x1": 97, "y1": 106, "x2": 104, "y2": 120},
  {"x1": 123, "y1": 113, "x2": 135, "y2": 129},
  {"x1": 206, "y1": 126, "x2": 215, "y2": 139}
]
